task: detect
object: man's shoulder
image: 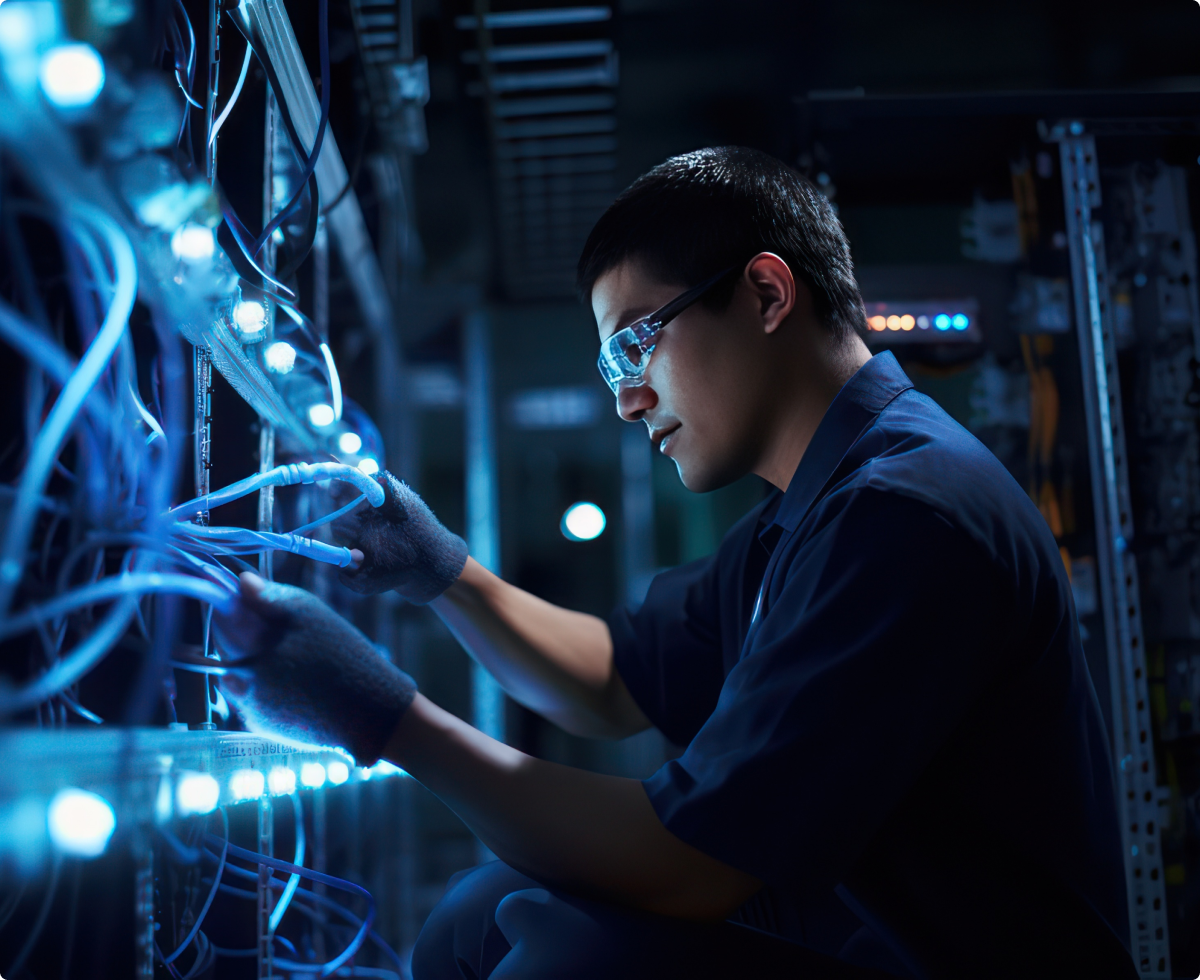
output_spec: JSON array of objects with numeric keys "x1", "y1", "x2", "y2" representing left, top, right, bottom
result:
[{"x1": 820, "y1": 389, "x2": 1058, "y2": 572}]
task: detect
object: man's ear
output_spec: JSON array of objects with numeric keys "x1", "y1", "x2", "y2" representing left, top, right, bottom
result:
[{"x1": 744, "y1": 252, "x2": 798, "y2": 335}]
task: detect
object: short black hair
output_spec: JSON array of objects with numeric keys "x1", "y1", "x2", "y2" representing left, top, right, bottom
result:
[{"x1": 577, "y1": 146, "x2": 867, "y2": 342}]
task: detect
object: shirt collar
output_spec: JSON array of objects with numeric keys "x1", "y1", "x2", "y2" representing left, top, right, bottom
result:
[{"x1": 763, "y1": 351, "x2": 914, "y2": 536}]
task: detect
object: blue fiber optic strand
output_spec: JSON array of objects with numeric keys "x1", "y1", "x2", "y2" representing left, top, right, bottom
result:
[
  {"x1": 270, "y1": 792, "x2": 306, "y2": 934},
  {"x1": 205, "y1": 836, "x2": 377, "y2": 975},
  {"x1": 0, "y1": 574, "x2": 232, "y2": 644},
  {"x1": 0, "y1": 205, "x2": 136, "y2": 620},
  {"x1": 164, "y1": 809, "x2": 230, "y2": 966},
  {"x1": 168, "y1": 462, "x2": 384, "y2": 522},
  {"x1": 289, "y1": 494, "x2": 367, "y2": 536},
  {"x1": 205, "y1": 866, "x2": 402, "y2": 973},
  {"x1": 170, "y1": 525, "x2": 358, "y2": 567},
  {"x1": 252, "y1": 0, "x2": 331, "y2": 259}
]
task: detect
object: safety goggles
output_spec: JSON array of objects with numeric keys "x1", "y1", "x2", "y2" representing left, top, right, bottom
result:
[{"x1": 596, "y1": 266, "x2": 737, "y2": 394}]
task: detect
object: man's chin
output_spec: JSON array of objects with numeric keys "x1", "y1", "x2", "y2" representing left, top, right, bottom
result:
[{"x1": 673, "y1": 455, "x2": 743, "y2": 494}]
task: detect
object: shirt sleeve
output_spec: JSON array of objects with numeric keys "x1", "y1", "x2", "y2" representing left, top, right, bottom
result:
[
  {"x1": 607, "y1": 554, "x2": 728, "y2": 746},
  {"x1": 642, "y1": 487, "x2": 1013, "y2": 894}
]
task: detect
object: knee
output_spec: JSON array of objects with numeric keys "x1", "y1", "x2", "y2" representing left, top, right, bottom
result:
[{"x1": 412, "y1": 863, "x2": 536, "y2": 980}]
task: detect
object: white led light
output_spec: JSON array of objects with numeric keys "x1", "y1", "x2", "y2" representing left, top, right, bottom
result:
[
  {"x1": 264, "y1": 341, "x2": 296, "y2": 374},
  {"x1": 170, "y1": 223, "x2": 215, "y2": 262},
  {"x1": 308, "y1": 403, "x2": 335, "y2": 428},
  {"x1": 176, "y1": 773, "x2": 220, "y2": 816},
  {"x1": 48, "y1": 788, "x2": 115, "y2": 858},
  {"x1": 233, "y1": 300, "x2": 266, "y2": 335},
  {"x1": 357, "y1": 457, "x2": 380, "y2": 476},
  {"x1": 230, "y1": 769, "x2": 265, "y2": 801},
  {"x1": 39, "y1": 43, "x2": 105, "y2": 109},
  {"x1": 561, "y1": 502, "x2": 606, "y2": 542},
  {"x1": 338, "y1": 431, "x2": 363, "y2": 455},
  {"x1": 326, "y1": 761, "x2": 350, "y2": 786},
  {"x1": 300, "y1": 762, "x2": 326, "y2": 789},
  {"x1": 268, "y1": 767, "x2": 296, "y2": 796}
]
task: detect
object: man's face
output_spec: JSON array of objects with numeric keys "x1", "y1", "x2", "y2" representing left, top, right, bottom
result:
[{"x1": 592, "y1": 259, "x2": 776, "y2": 493}]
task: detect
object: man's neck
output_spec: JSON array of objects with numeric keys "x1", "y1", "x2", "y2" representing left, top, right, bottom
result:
[{"x1": 754, "y1": 334, "x2": 872, "y2": 491}]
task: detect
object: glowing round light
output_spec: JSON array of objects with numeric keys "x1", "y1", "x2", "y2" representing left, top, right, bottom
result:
[
  {"x1": 264, "y1": 341, "x2": 296, "y2": 374},
  {"x1": 561, "y1": 502, "x2": 606, "y2": 542},
  {"x1": 176, "y1": 773, "x2": 220, "y2": 815},
  {"x1": 952, "y1": 313, "x2": 970, "y2": 330},
  {"x1": 338, "y1": 431, "x2": 363, "y2": 455},
  {"x1": 357, "y1": 457, "x2": 380, "y2": 476},
  {"x1": 916, "y1": 315, "x2": 930, "y2": 330},
  {"x1": 230, "y1": 769, "x2": 265, "y2": 801},
  {"x1": 39, "y1": 43, "x2": 105, "y2": 109},
  {"x1": 48, "y1": 788, "x2": 115, "y2": 858},
  {"x1": 886, "y1": 315, "x2": 902, "y2": 331},
  {"x1": 867, "y1": 315, "x2": 886, "y2": 332},
  {"x1": 327, "y1": 761, "x2": 350, "y2": 786},
  {"x1": 171, "y1": 223, "x2": 215, "y2": 262},
  {"x1": 934, "y1": 313, "x2": 952, "y2": 331},
  {"x1": 233, "y1": 300, "x2": 266, "y2": 335},
  {"x1": 308, "y1": 403, "x2": 335, "y2": 427},
  {"x1": 268, "y1": 767, "x2": 296, "y2": 795},
  {"x1": 899, "y1": 314, "x2": 915, "y2": 331},
  {"x1": 300, "y1": 763, "x2": 326, "y2": 789}
]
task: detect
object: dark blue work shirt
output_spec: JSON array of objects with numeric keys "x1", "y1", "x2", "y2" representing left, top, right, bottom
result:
[{"x1": 609, "y1": 352, "x2": 1134, "y2": 979}]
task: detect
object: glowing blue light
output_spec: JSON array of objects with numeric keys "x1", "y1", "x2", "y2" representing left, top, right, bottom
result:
[
  {"x1": 230, "y1": 769, "x2": 265, "y2": 801},
  {"x1": 233, "y1": 300, "x2": 266, "y2": 335},
  {"x1": 48, "y1": 788, "x2": 115, "y2": 857},
  {"x1": 171, "y1": 223, "x2": 215, "y2": 262},
  {"x1": 934, "y1": 313, "x2": 951, "y2": 331},
  {"x1": 561, "y1": 502, "x2": 606, "y2": 542},
  {"x1": 268, "y1": 767, "x2": 296, "y2": 795},
  {"x1": 308, "y1": 403, "x2": 335, "y2": 428},
  {"x1": 176, "y1": 773, "x2": 219, "y2": 815},
  {"x1": 916, "y1": 315, "x2": 930, "y2": 330},
  {"x1": 952, "y1": 313, "x2": 970, "y2": 330},
  {"x1": 338, "y1": 431, "x2": 363, "y2": 454},
  {"x1": 357, "y1": 457, "x2": 379, "y2": 476},
  {"x1": 327, "y1": 761, "x2": 350, "y2": 785},
  {"x1": 264, "y1": 341, "x2": 296, "y2": 374},
  {"x1": 39, "y1": 43, "x2": 105, "y2": 109},
  {"x1": 300, "y1": 763, "x2": 326, "y2": 789}
]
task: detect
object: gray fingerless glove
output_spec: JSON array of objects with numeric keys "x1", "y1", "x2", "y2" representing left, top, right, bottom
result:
[
  {"x1": 331, "y1": 470, "x2": 468, "y2": 603},
  {"x1": 212, "y1": 574, "x2": 416, "y2": 767}
]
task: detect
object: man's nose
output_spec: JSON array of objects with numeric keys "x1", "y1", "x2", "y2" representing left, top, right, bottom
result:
[{"x1": 616, "y1": 382, "x2": 658, "y2": 422}]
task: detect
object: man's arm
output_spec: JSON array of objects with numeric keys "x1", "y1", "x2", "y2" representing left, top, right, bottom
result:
[
  {"x1": 430, "y1": 557, "x2": 651, "y2": 739},
  {"x1": 383, "y1": 692, "x2": 762, "y2": 919}
]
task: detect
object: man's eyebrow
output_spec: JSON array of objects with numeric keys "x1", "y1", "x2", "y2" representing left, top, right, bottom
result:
[{"x1": 608, "y1": 305, "x2": 657, "y2": 334}]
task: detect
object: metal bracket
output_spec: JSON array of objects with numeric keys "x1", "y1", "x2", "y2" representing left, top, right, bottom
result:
[{"x1": 1056, "y1": 128, "x2": 1171, "y2": 978}]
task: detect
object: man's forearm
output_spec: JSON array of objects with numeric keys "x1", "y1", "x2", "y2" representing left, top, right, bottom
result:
[
  {"x1": 429, "y1": 557, "x2": 649, "y2": 738},
  {"x1": 383, "y1": 693, "x2": 761, "y2": 919}
]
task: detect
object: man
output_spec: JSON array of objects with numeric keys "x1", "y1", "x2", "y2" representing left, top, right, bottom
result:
[{"x1": 215, "y1": 147, "x2": 1136, "y2": 979}]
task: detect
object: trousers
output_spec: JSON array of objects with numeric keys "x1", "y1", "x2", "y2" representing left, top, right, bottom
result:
[{"x1": 410, "y1": 862, "x2": 900, "y2": 980}]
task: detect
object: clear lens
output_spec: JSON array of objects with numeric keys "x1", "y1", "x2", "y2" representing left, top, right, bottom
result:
[{"x1": 597, "y1": 319, "x2": 661, "y2": 394}]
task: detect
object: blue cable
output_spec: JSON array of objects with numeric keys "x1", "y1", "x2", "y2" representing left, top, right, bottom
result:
[
  {"x1": 169, "y1": 462, "x2": 385, "y2": 521},
  {"x1": 270, "y1": 793, "x2": 305, "y2": 934},
  {"x1": 290, "y1": 494, "x2": 366, "y2": 537},
  {"x1": 0, "y1": 205, "x2": 136, "y2": 620},
  {"x1": 205, "y1": 835, "x2": 375, "y2": 976},
  {"x1": 165, "y1": 810, "x2": 229, "y2": 965}
]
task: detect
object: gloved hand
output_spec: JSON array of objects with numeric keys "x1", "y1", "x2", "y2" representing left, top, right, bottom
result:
[
  {"x1": 330, "y1": 469, "x2": 468, "y2": 603},
  {"x1": 212, "y1": 572, "x2": 416, "y2": 766}
]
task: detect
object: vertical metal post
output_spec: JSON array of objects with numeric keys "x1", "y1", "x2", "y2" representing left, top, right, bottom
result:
[
  {"x1": 257, "y1": 794, "x2": 275, "y2": 979},
  {"x1": 463, "y1": 309, "x2": 504, "y2": 744},
  {"x1": 1059, "y1": 129, "x2": 1170, "y2": 978},
  {"x1": 133, "y1": 832, "x2": 154, "y2": 979},
  {"x1": 258, "y1": 90, "x2": 280, "y2": 578},
  {"x1": 203, "y1": 0, "x2": 221, "y2": 183},
  {"x1": 193, "y1": 347, "x2": 213, "y2": 523}
]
